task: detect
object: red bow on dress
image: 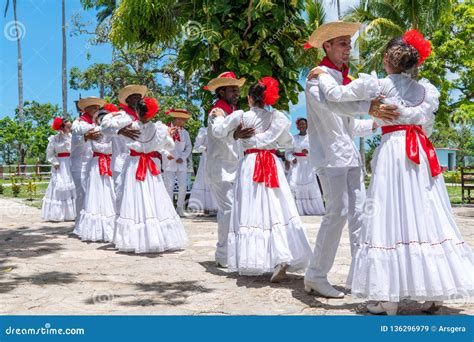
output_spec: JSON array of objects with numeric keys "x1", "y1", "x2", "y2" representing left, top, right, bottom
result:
[
  {"x1": 93, "y1": 152, "x2": 112, "y2": 177},
  {"x1": 129, "y1": 149, "x2": 160, "y2": 181},
  {"x1": 318, "y1": 56, "x2": 351, "y2": 85},
  {"x1": 381, "y1": 125, "x2": 442, "y2": 177},
  {"x1": 244, "y1": 149, "x2": 279, "y2": 188}
]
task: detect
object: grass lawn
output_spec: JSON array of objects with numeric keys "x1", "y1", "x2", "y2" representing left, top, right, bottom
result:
[{"x1": 0, "y1": 182, "x2": 48, "y2": 209}]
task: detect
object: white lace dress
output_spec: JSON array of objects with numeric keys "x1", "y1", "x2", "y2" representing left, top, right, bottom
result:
[
  {"x1": 41, "y1": 133, "x2": 76, "y2": 221},
  {"x1": 211, "y1": 108, "x2": 313, "y2": 275}
]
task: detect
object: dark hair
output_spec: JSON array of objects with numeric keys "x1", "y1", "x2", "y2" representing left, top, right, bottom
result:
[
  {"x1": 96, "y1": 109, "x2": 109, "y2": 123},
  {"x1": 215, "y1": 86, "x2": 225, "y2": 99},
  {"x1": 135, "y1": 99, "x2": 149, "y2": 119},
  {"x1": 385, "y1": 37, "x2": 419, "y2": 73},
  {"x1": 61, "y1": 117, "x2": 71, "y2": 129},
  {"x1": 248, "y1": 82, "x2": 266, "y2": 108},
  {"x1": 296, "y1": 118, "x2": 307, "y2": 124}
]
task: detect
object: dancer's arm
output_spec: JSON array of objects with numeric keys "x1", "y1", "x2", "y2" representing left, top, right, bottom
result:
[
  {"x1": 46, "y1": 136, "x2": 59, "y2": 167},
  {"x1": 349, "y1": 118, "x2": 375, "y2": 137},
  {"x1": 317, "y1": 70, "x2": 380, "y2": 102},
  {"x1": 209, "y1": 110, "x2": 243, "y2": 139},
  {"x1": 246, "y1": 111, "x2": 293, "y2": 149}
]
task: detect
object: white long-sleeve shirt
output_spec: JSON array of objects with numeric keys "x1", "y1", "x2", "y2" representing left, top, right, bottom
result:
[
  {"x1": 285, "y1": 133, "x2": 310, "y2": 162},
  {"x1": 211, "y1": 107, "x2": 294, "y2": 151},
  {"x1": 46, "y1": 132, "x2": 72, "y2": 166},
  {"x1": 162, "y1": 124, "x2": 192, "y2": 172},
  {"x1": 71, "y1": 118, "x2": 95, "y2": 173}
]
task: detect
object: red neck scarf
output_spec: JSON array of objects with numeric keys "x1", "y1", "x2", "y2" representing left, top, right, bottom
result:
[
  {"x1": 167, "y1": 123, "x2": 181, "y2": 142},
  {"x1": 211, "y1": 99, "x2": 236, "y2": 115},
  {"x1": 79, "y1": 113, "x2": 93, "y2": 124},
  {"x1": 318, "y1": 57, "x2": 351, "y2": 85},
  {"x1": 120, "y1": 103, "x2": 139, "y2": 121}
]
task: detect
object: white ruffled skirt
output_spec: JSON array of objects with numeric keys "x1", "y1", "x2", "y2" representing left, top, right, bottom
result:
[
  {"x1": 228, "y1": 153, "x2": 312, "y2": 275},
  {"x1": 188, "y1": 153, "x2": 218, "y2": 212},
  {"x1": 113, "y1": 155, "x2": 187, "y2": 253},
  {"x1": 287, "y1": 156, "x2": 325, "y2": 216},
  {"x1": 73, "y1": 157, "x2": 117, "y2": 242},
  {"x1": 41, "y1": 157, "x2": 76, "y2": 222},
  {"x1": 351, "y1": 131, "x2": 474, "y2": 302}
]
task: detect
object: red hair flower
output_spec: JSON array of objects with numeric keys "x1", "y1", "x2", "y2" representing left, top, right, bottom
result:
[
  {"x1": 103, "y1": 103, "x2": 119, "y2": 112},
  {"x1": 52, "y1": 117, "x2": 63, "y2": 131},
  {"x1": 143, "y1": 97, "x2": 160, "y2": 120},
  {"x1": 259, "y1": 76, "x2": 280, "y2": 106},
  {"x1": 403, "y1": 29, "x2": 432, "y2": 65},
  {"x1": 303, "y1": 42, "x2": 313, "y2": 50}
]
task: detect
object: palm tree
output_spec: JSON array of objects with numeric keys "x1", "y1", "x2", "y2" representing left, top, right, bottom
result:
[
  {"x1": 330, "y1": 0, "x2": 342, "y2": 20},
  {"x1": 4, "y1": 0, "x2": 24, "y2": 122},
  {"x1": 62, "y1": 0, "x2": 67, "y2": 116},
  {"x1": 344, "y1": 0, "x2": 453, "y2": 73}
]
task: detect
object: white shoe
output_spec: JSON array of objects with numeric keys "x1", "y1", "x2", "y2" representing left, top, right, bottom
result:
[
  {"x1": 421, "y1": 301, "x2": 442, "y2": 313},
  {"x1": 367, "y1": 302, "x2": 398, "y2": 315},
  {"x1": 304, "y1": 280, "x2": 344, "y2": 298},
  {"x1": 177, "y1": 207, "x2": 187, "y2": 217},
  {"x1": 270, "y1": 263, "x2": 289, "y2": 283},
  {"x1": 215, "y1": 260, "x2": 227, "y2": 268}
]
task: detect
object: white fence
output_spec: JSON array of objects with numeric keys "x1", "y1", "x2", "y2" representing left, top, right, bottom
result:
[{"x1": 0, "y1": 164, "x2": 52, "y2": 180}]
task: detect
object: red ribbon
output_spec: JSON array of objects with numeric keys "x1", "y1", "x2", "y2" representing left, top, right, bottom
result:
[
  {"x1": 57, "y1": 152, "x2": 70, "y2": 158},
  {"x1": 210, "y1": 99, "x2": 237, "y2": 115},
  {"x1": 381, "y1": 125, "x2": 442, "y2": 177},
  {"x1": 294, "y1": 152, "x2": 307, "y2": 157},
  {"x1": 167, "y1": 123, "x2": 181, "y2": 142},
  {"x1": 244, "y1": 149, "x2": 279, "y2": 188},
  {"x1": 129, "y1": 149, "x2": 160, "y2": 181},
  {"x1": 318, "y1": 56, "x2": 351, "y2": 85},
  {"x1": 119, "y1": 103, "x2": 139, "y2": 121},
  {"x1": 93, "y1": 152, "x2": 112, "y2": 177},
  {"x1": 79, "y1": 114, "x2": 93, "y2": 124}
]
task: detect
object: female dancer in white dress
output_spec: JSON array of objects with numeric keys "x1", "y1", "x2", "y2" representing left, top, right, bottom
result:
[
  {"x1": 109, "y1": 98, "x2": 188, "y2": 253},
  {"x1": 315, "y1": 31, "x2": 473, "y2": 314},
  {"x1": 188, "y1": 127, "x2": 218, "y2": 213},
  {"x1": 41, "y1": 117, "x2": 76, "y2": 222},
  {"x1": 286, "y1": 118, "x2": 325, "y2": 216},
  {"x1": 210, "y1": 77, "x2": 312, "y2": 282},
  {"x1": 74, "y1": 105, "x2": 118, "y2": 242}
]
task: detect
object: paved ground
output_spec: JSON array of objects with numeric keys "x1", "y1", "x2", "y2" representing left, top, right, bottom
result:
[{"x1": 0, "y1": 197, "x2": 472, "y2": 315}]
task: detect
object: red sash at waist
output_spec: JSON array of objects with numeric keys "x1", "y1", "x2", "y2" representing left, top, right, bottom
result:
[
  {"x1": 129, "y1": 149, "x2": 160, "y2": 181},
  {"x1": 244, "y1": 149, "x2": 279, "y2": 188},
  {"x1": 92, "y1": 152, "x2": 112, "y2": 177}
]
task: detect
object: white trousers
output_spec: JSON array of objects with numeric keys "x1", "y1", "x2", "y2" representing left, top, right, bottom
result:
[
  {"x1": 305, "y1": 166, "x2": 366, "y2": 284},
  {"x1": 72, "y1": 170, "x2": 85, "y2": 219},
  {"x1": 163, "y1": 170, "x2": 187, "y2": 209},
  {"x1": 207, "y1": 179, "x2": 234, "y2": 265}
]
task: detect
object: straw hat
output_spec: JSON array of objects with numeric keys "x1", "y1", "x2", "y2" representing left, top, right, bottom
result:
[
  {"x1": 307, "y1": 21, "x2": 361, "y2": 48},
  {"x1": 203, "y1": 71, "x2": 246, "y2": 92},
  {"x1": 118, "y1": 84, "x2": 147, "y2": 104},
  {"x1": 166, "y1": 108, "x2": 191, "y2": 119},
  {"x1": 77, "y1": 96, "x2": 106, "y2": 110}
]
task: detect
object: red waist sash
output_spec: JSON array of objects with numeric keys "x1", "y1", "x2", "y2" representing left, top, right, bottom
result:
[
  {"x1": 92, "y1": 152, "x2": 112, "y2": 177},
  {"x1": 57, "y1": 152, "x2": 70, "y2": 158},
  {"x1": 244, "y1": 149, "x2": 279, "y2": 188},
  {"x1": 129, "y1": 149, "x2": 160, "y2": 181},
  {"x1": 294, "y1": 152, "x2": 307, "y2": 157},
  {"x1": 381, "y1": 125, "x2": 442, "y2": 177}
]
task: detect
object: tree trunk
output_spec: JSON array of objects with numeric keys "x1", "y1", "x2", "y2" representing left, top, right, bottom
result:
[
  {"x1": 336, "y1": 0, "x2": 341, "y2": 20},
  {"x1": 61, "y1": 0, "x2": 68, "y2": 116},
  {"x1": 13, "y1": 0, "x2": 24, "y2": 123}
]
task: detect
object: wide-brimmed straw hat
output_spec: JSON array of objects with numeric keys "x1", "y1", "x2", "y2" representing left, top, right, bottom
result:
[
  {"x1": 77, "y1": 96, "x2": 106, "y2": 110},
  {"x1": 166, "y1": 108, "x2": 191, "y2": 119},
  {"x1": 118, "y1": 85, "x2": 147, "y2": 104},
  {"x1": 307, "y1": 21, "x2": 361, "y2": 49},
  {"x1": 203, "y1": 71, "x2": 246, "y2": 92}
]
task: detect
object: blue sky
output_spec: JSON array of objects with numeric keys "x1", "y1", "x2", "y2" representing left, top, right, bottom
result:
[{"x1": 0, "y1": 0, "x2": 358, "y2": 133}]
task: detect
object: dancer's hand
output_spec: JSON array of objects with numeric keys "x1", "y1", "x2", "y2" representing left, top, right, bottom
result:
[
  {"x1": 307, "y1": 67, "x2": 328, "y2": 80},
  {"x1": 369, "y1": 98, "x2": 400, "y2": 121},
  {"x1": 167, "y1": 154, "x2": 174, "y2": 160},
  {"x1": 168, "y1": 127, "x2": 179, "y2": 137},
  {"x1": 302, "y1": 149, "x2": 309, "y2": 155},
  {"x1": 292, "y1": 158, "x2": 297, "y2": 164},
  {"x1": 233, "y1": 123, "x2": 255, "y2": 140},
  {"x1": 209, "y1": 108, "x2": 225, "y2": 117},
  {"x1": 285, "y1": 160, "x2": 291, "y2": 170},
  {"x1": 84, "y1": 129, "x2": 103, "y2": 141},
  {"x1": 54, "y1": 164, "x2": 60, "y2": 170},
  {"x1": 176, "y1": 158, "x2": 184, "y2": 164},
  {"x1": 118, "y1": 125, "x2": 140, "y2": 140}
]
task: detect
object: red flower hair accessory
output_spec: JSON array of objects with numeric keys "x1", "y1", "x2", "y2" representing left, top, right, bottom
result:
[
  {"x1": 259, "y1": 76, "x2": 280, "y2": 106},
  {"x1": 52, "y1": 117, "x2": 63, "y2": 131},
  {"x1": 103, "y1": 103, "x2": 119, "y2": 112},
  {"x1": 402, "y1": 30, "x2": 432, "y2": 65},
  {"x1": 143, "y1": 97, "x2": 160, "y2": 120}
]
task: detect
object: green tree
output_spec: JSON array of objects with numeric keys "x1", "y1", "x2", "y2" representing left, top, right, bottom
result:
[{"x1": 110, "y1": 0, "x2": 311, "y2": 112}]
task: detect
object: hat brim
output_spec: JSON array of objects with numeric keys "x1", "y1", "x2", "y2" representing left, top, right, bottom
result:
[
  {"x1": 169, "y1": 112, "x2": 191, "y2": 119},
  {"x1": 78, "y1": 98, "x2": 106, "y2": 110},
  {"x1": 205, "y1": 78, "x2": 246, "y2": 92},
  {"x1": 309, "y1": 22, "x2": 361, "y2": 48},
  {"x1": 118, "y1": 85, "x2": 147, "y2": 104}
]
